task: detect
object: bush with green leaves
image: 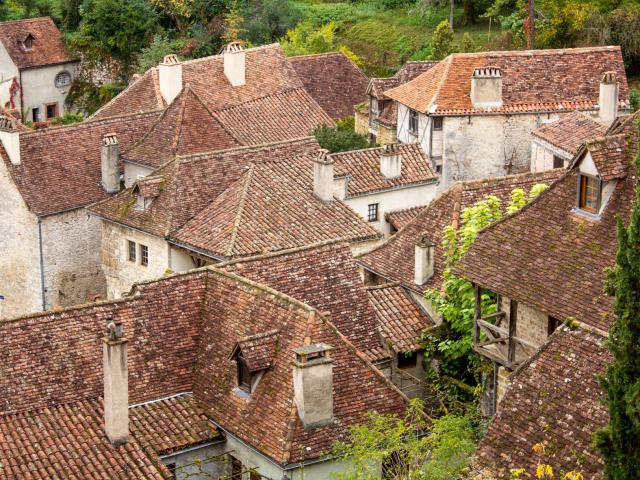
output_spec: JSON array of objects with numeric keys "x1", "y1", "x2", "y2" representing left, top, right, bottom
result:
[
  {"x1": 430, "y1": 19, "x2": 454, "y2": 60},
  {"x1": 240, "y1": 0, "x2": 303, "y2": 45},
  {"x1": 313, "y1": 123, "x2": 372, "y2": 154},
  {"x1": 136, "y1": 32, "x2": 186, "y2": 73}
]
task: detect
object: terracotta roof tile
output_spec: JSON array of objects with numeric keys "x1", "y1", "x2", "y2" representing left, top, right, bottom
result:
[
  {"x1": 472, "y1": 327, "x2": 609, "y2": 479},
  {"x1": 233, "y1": 331, "x2": 280, "y2": 372},
  {"x1": 290, "y1": 52, "x2": 369, "y2": 119},
  {"x1": 332, "y1": 143, "x2": 437, "y2": 196},
  {"x1": 0, "y1": 17, "x2": 74, "y2": 69},
  {"x1": 532, "y1": 111, "x2": 608, "y2": 156},
  {"x1": 586, "y1": 132, "x2": 630, "y2": 181},
  {"x1": 386, "y1": 47, "x2": 629, "y2": 115},
  {"x1": 368, "y1": 61, "x2": 438, "y2": 100},
  {"x1": 385, "y1": 206, "x2": 423, "y2": 231},
  {"x1": 359, "y1": 170, "x2": 562, "y2": 292}
]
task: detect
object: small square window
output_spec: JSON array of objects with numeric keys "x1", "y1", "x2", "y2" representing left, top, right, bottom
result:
[
  {"x1": 367, "y1": 203, "x2": 379, "y2": 222},
  {"x1": 140, "y1": 244, "x2": 149, "y2": 267},
  {"x1": 578, "y1": 174, "x2": 601, "y2": 214},
  {"x1": 45, "y1": 103, "x2": 58, "y2": 120},
  {"x1": 237, "y1": 355, "x2": 252, "y2": 393},
  {"x1": 397, "y1": 351, "x2": 418, "y2": 369},
  {"x1": 408, "y1": 109, "x2": 419, "y2": 135},
  {"x1": 127, "y1": 240, "x2": 136, "y2": 262},
  {"x1": 433, "y1": 116, "x2": 443, "y2": 131},
  {"x1": 553, "y1": 155, "x2": 564, "y2": 169}
]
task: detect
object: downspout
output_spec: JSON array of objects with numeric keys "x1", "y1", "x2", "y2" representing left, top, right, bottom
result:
[
  {"x1": 37, "y1": 216, "x2": 46, "y2": 311},
  {"x1": 19, "y1": 69, "x2": 23, "y2": 122}
]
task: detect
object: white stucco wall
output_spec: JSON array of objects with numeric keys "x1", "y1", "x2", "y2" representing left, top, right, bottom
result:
[
  {"x1": 0, "y1": 42, "x2": 19, "y2": 110},
  {"x1": 530, "y1": 138, "x2": 570, "y2": 173},
  {"x1": 124, "y1": 161, "x2": 155, "y2": 188},
  {"x1": 41, "y1": 208, "x2": 106, "y2": 309},
  {"x1": 20, "y1": 61, "x2": 79, "y2": 122},
  {"x1": 0, "y1": 160, "x2": 40, "y2": 319},
  {"x1": 161, "y1": 442, "x2": 228, "y2": 480}
]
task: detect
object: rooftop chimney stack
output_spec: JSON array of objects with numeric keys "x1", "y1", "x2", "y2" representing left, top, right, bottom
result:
[
  {"x1": 293, "y1": 341, "x2": 334, "y2": 428},
  {"x1": 414, "y1": 234, "x2": 435, "y2": 285},
  {"x1": 599, "y1": 71, "x2": 619, "y2": 125},
  {"x1": 224, "y1": 42, "x2": 246, "y2": 87},
  {"x1": 0, "y1": 116, "x2": 20, "y2": 165},
  {"x1": 158, "y1": 54, "x2": 183, "y2": 105},
  {"x1": 313, "y1": 149, "x2": 334, "y2": 202},
  {"x1": 103, "y1": 317, "x2": 129, "y2": 446},
  {"x1": 380, "y1": 143, "x2": 402, "y2": 179},
  {"x1": 101, "y1": 133, "x2": 120, "y2": 193},
  {"x1": 470, "y1": 67, "x2": 503, "y2": 109}
]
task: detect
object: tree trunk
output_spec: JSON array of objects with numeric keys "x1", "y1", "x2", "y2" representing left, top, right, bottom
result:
[
  {"x1": 528, "y1": 0, "x2": 535, "y2": 49},
  {"x1": 450, "y1": 0, "x2": 454, "y2": 30}
]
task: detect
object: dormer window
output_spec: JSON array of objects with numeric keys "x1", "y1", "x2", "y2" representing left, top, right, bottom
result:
[
  {"x1": 236, "y1": 354, "x2": 252, "y2": 393},
  {"x1": 578, "y1": 174, "x2": 601, "y2": 214},
  {"x1": 20, "y1": 33, "x2": 34, "y2": 51},
  {"x1": 230, "y1": 331, "x2": 279, "y2": 397}
]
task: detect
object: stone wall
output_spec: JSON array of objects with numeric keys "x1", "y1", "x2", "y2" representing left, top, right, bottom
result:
[
  {"x1": 101, "y1": 221, "x2": 170, "y2": 299},
  {"x1": 41, "y1": 209, "x2": 106, "y2": 309},
  {"x1": 354, "y1": 109, "x2": 369, "y2": 135}
]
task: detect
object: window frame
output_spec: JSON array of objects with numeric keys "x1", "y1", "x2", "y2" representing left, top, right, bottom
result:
[
  {"x1": 577, "y1": 173, "x2": 602, "y2": 214},
  {"x1": 31, "y1": 107, "x2": 40, "y2": 123},
  {"x1": 432, "y1": 116, "x2": 443, "y2": 131},
  {"x1": 140, "y1": 244, "x2": 149, "y2": 267},
  {"x1": 367, "y1": 203, "x2": 379, "y2": 222},
  {"x1": 397, "y1": 351, "x2": 418, "y2": 369},
  {"x1": 127, "y1": 240, "x2": 136, "y2": 263},
  {"x1": 45, "y1": 102, "x2": 58, "y2": 120},
  {"x1": 408, "y1": 109, "x2": 419, "y2": 136},
  {"x1": 54, "y1": 71, "x2": 72, "y2": 88}
]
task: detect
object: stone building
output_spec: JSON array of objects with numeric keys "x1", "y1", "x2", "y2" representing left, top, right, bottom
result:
[
  {"x1": 384, "y1": 47, "x2": 628, "y2": 189},
  {"x1": 455, "y1": 113, "x2": 638, "y2": 406},
  {"x1": 0, "y1": 17, "x2": 79, "y2": 122},
  {"x1": 0, "y1": 265, "x2": 408, "y2": 479}
]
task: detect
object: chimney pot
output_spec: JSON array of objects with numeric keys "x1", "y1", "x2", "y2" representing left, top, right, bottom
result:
[
  {"x1": 103, "y1": 316, "x2": 128, "y2": 446},
  {"x1": 0, "y1": 116, "x2": 20, "y2": 165},
  {"x1": 223, "y1": 42, "x2": 246, "y2": 87},
  {"x1": 158, "y1": 54, "x2": 183, "y2": 105},
  {"x1": 313, "y1": 149, "x2": 334, "y2": 202},
  {"x1": 293, "y1": 343, "x2": 334, "y2": 428},
  {"x1": 414, "y1": 234, "x2": 435, "y2": 285},
  {"x1": 470, "y1": 66, "x2": 503, "y2": 108},
  {"x1": 101, "y1": 133, "x2": 120, "y2": 193},
  {"x1": 380, "y1": 143, "x2": 402, "y2": 179},
  {"x1": 599, "y1": 71, "x2": 619, "y2": 124}
]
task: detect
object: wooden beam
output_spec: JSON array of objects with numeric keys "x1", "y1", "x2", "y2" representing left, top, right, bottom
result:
[{"x1": 508, "y1": 300, "x2": 517, "y2": 363}]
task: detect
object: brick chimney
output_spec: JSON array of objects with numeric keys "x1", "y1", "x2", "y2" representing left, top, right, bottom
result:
[
  {"x1": 380, "y1": 144, "x2": 402, "y2": 179},
  {"x1": 158, "y1": 54, "x2": 183, "y2": 105},
  {"x1": 414, "y1": 234, "x2": 435, "y2": 285},
  {"x1": 224, "y1": 42, "x2": 246, "y2": 87},
  {"x1": 293, "y1": 342, "x2": 334, "y2": 428},
  {"x1": 101, "y1": 133, "x2": 120, "y2": 193},
  {"x1": 103, "y1": 317, "x2": 128, "y2": 446},
  {"x1": 470, "y1": 67, "x2": 503, "y2": 108},
  {"x1": 0, "y1": 116, "x2": 20, "y2": 166},
  {"x1": 599, "y1": 71, "x2": 619, "y2": 125},
  {"x1": 313, "y1": 149, "x2": 334, "y2": 202}
]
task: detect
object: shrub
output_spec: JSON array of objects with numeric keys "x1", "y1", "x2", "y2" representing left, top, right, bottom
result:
[
  {"x1": 313, "y1": 123, "x2": 372, "y2": 153},
  {"x1": 431, "y1": 19, "x2": 454, "y2": 60}
]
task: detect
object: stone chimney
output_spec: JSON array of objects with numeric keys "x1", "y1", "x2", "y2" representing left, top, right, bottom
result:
[
  {"x1": 470, "y1": 67, "x2": 503, "y2": 108},
  {"x1": 224, "y1": 42, "x2": 246, "y2": 87},
  {"x1": 599, "y1": 71, "x2": 619, "y2": 125},
  {"x1": 103, "y1": 317, "x2": 128, "y2": 446},
  {"x1": 0, "y1": 116, "x2": 20, "y2": 166},
  {"x1": 101, "y1": 133, "x2": 120, "y2": 193},
  {"x1": 313, "y1": 149, "x2": 334, "y2": 202},
  {"x1": 414, "y1": 234, "x2": 435, "y2": 285},
  {"x1": 158, "y1": 54, "x2": 183, "y2": 105},
  {"x1": 293, "y1": 342, "x2": 334, "y2": 428},
  {"x1": 380, "y1": 144, "x2": 402, "y2": 179}
]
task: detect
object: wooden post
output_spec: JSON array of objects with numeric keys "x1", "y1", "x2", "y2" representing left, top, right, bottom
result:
[
  {"x1": 508, "y1": 300, "x2": 517, "y2": 364},
  {"x1": 473, "y1": 283, "x2": 481, "y2": 345}
]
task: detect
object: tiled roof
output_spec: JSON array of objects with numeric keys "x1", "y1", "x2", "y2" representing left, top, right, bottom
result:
[
  {"x1": 531, "y1": 111, "x2": 608, "y2": 156},
  {"x1": 368, "y1": 61, "x2": 438, "y2": 100},
  {"x1": 472, "y1": 327, "x2": 609, "y2": 479},
  {"x1": 170, "y1": 154, "x2": 381, "y2": 259},
  {"x1": 233, "y1": 331, "x2": 280, "y2": 372},
  {"x1": 385, "y1": 46, "x2": 629, "y2": 115},
  {"x1": 130, "y1": 393, "x2": 219, "y2": 456},
  {"x1": 385, "y1": 206, "x2": 423, "y2": 231},
  {"x1": 123, "y1": 85, "x2": 240, "y2": 168},
  {"x1": 0, "y1": 17, "x2": 75, "y2": 69},
  {"x1": 455, "y1": 119, "x2": 637, "y2": 331},
  {"x1": 367, "y1": 283, "x2": 434, "y2": 352},
  {"x1": 586, "y1": 132, "x2": 631, "y2": 181},
  {"x1": 90, "y1": 138, "x2": 320, "y2": 238},
  {"x1": 2, "y1": 111, "x2": 161, "y2": 216},
  {"x1": 359, "y1": 169, "x2": 562, "y2": 292},
  {"x1": 290, "y1": 52, "x2": 369, "y2": 119},
  {"x1": 331, "y1": 143, "x2": 437, "y2": 197},
  {"x1": 0, "y1": 398, "x2": 168, "y2": 479},
  {"x1": 222, "y1": 241, "x2": 389, "y2": 362}
]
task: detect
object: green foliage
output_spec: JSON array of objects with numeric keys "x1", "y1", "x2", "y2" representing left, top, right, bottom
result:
[
  {"x1": 136, "y1": 32, "x2": 185, "y2": 73},
  {"x1": 595, "y1": 140, "x2": 640, "y2": 479},
  {"x1": 331, "y1": 400, "x2": 479, "y2": 480},
  {"x1": 48, "y1": 111, "x2": 84, "y2": 125},
  {"x1": 459, "y1": 31, "x2": 476, "y2": 52},
  {"x1": 430, "y1": 20, "x2": 454, "y2": 60},
  {"x1": 631, "y1": 90, "x2": 640, "y2": 113},
  {"x1": 280, "y1": 20, "x2": 337, "y2": 56},
  {"x1": 65, "y1": 79, "x2": 125, "y2": 115},
  {"x1": 240, "y1": 0, "x2": 303, "y2": 45},
  {"x1": 312, "y1": 123, "x2": 372, "y2": 153}
]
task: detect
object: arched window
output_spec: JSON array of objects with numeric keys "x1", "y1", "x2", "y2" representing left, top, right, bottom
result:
[{"x1": 54, "y1": 71, "x2": 71, "y2": 88}]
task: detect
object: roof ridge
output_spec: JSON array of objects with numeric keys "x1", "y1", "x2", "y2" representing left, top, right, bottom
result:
[
  {"x1": 449, "y1": 45, "x2": 621, "y2": 59},
  {"x1": 429, "y1": 56, "x2": 453, "y2": 113},
  {"x1": 212, "y1": 86, "x2": 307, "y2": 113},
  {"x1": 216, "y1": 239, "x2": 347, "y2": 267},
  {"x1": 459, "y1": 169, "x2": 562, "y2": 190},
  {"x1": 226, "y1": 164, "x2": 255, "y2": 257},
  {"x1": 0, "y1": 16, "x2": 53, "y2": 26},
  {"x1": 179, "y1": 42, "x2": 282, "y2": 67},
  {"x1": 176, "y1": 136, "x2": 316, "y2": 162},
  {"x1": 171, "y1": 86, "x2": 189, "y2": 152},
  {"x1": 0, "y1": 395, "x2": 102, "y2": 418},
  {"x1": 365, "y1": 282, "x2": 402, "y2": 290},
  {"x1": 185, "y1": 84, "x2": 243, "y2": 145}
]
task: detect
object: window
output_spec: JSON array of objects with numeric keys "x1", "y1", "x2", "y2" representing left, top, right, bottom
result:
[
  {"x1": 578, "y1": 174, "x2": 601, "y2": 214},
  {"x1": 127, "y1": 240, "x2": 136, "y2": 262},
  {"x1": 230, "y1": 456, "x2": 243, "y2": 480},
  {"x1": 22, "y1": 36, "x2": 33, "y2": 51},
  {"x1": 140, "y1": 244, "x2": 149, "y2": 267},
  {"x1": 54, "y1": 71, "x2": 71, "y2": 88},
  {"x1": 553, "y1": 155, "x2": 564, "y2": 169},
  {"x1": 397, "y1": 351, "x2": 418, "y2": 369},
  {"x1": 45, "y1": 103, "x2": 58, "y2": 120},
  {"x1": 237, "y1": 354, "x2": 252, "y2": 393},
  {"x1": 548, "y1": 316, "x2": 562, "y2": 336},
  {"x1": 367, "y1": 203, "x2": 379, "y2": 222},
  {"x1": 408, "y1": 109, "x2": 419, "y2": 135},
  {"x1": 31, "y1": 107, "x2": 40, "y2": 122},
  {"x1": 433, "y1": 116, "x2": 443, "y2": 131}
]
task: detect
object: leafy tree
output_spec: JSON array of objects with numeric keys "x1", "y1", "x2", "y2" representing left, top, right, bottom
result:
[
  {"x1": 240, "y1": 0, "x2": 303, "y2": 45},
  {"x1": 458, "y1": 32, "x2": 476, "y2": 52},
  {"x1": 136, "y1": 32, "x2": 185, "y2": 73},
  {"x1": 630, "y1": 90, "x2": 640, "y2": 113},
  {"x1": 313, "y1": 123, "x2": 372, "y2": 153},
  {"x1": 60, "y1": 0, "x2": 82, "y2": 31},
  {"x1": 430, "y1": 20, "x2": 454, "y2": 60},
  {"x1": 594, "y1": 142, "x2": 640, "y2": 479},
  {"x1": 222, "y1": 0, "x2": 244, "y2": 43}
]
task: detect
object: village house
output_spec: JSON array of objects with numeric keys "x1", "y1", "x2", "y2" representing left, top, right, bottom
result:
[
  {"x1": 355, "y1": 60, "x2": 437, "y2": 145},
  {"x1": 0, "y1": 17, "x2": 79, "y2": 123},
  {"x1": 383, "y1": 47, "x2": 628, "y2": 188},
  {"x1": 454, "y1": 113, "x2": 638, "y2": 408},
  {"x1": 0, "y1": 265, "x2": 408, "y2": 479}
]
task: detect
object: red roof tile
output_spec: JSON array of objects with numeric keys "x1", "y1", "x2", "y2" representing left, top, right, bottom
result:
[
  {"x1": 385, "y1": 206, "x2": 423, "y2": 231},
  {"x1": 532, "y1": 111, "x2": 608, "y2": 156},
  {"x1": 368, "y1": 61, "x2": 438, "y2": 100},
  {"x1": 232, "y1": 331, "x2": 280, "y2": 372},
  {"x1": 586, "y1": 132, "x2": 631, "y2": 181}
]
